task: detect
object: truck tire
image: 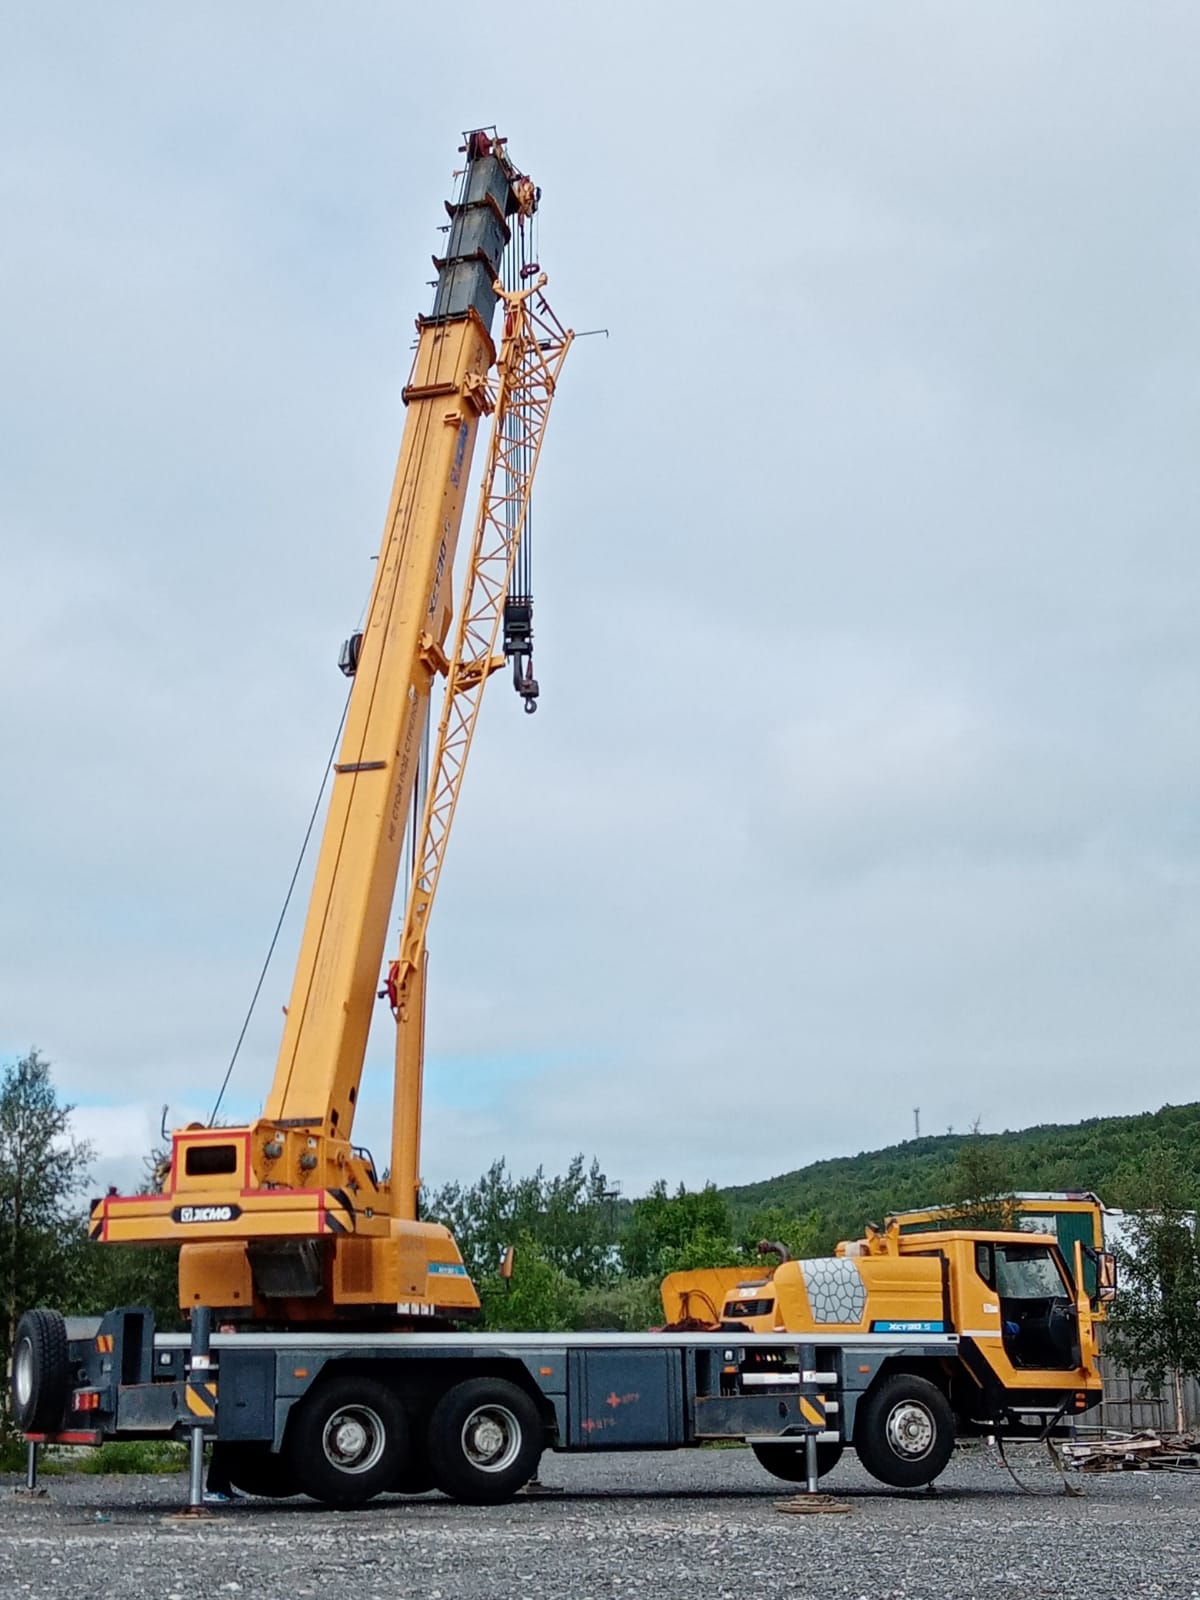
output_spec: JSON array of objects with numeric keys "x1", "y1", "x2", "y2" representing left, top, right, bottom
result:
[
  {"x1": 428, "y1": 1377, "x2": 543, "y2": 1505},
  {"x1": 853, "y1": 1373, "x2": 955, "y2": 1489},
  {"x1": 11, "y1": 1309, "x2": 70, "y2": 1434},
  {"x1": 222, "y1": 1443, "x2": 300, "y2": 1499},
  {"x1": 286, "y1": 1375, "x2": 409, "y2": 1506},
  {"x1": 751, "y1": 1440, "x2": 844, "y2": 1483}
]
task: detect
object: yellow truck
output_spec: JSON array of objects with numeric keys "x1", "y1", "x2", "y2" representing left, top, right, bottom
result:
[{"x1": 663, "y1": 1218, "x2": 1114, "y2": 1487}]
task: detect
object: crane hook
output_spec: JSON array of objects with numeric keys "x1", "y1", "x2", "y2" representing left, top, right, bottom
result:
[{"x1": 514, "y1": 662, "x2": 539, "y2": 713}]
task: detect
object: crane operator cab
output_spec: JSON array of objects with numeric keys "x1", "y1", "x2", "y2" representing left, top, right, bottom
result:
[{"x1": 975, "y1": 1238, "x2": 1081, "y2": 1369}]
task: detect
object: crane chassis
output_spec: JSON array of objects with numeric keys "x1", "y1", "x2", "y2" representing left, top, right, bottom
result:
[{"x1": 18, "y1": 1311, "x2": 1074, "y2": 1505}]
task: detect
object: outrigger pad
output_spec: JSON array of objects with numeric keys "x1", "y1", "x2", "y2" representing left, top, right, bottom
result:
[{"x1": 774, "y1": 1494, "x2": 851, "y2": 1515}]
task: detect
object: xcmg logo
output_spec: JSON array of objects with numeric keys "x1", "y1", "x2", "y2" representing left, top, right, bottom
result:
[{"x1": 171, "y1": 1204, "x2": 242, "y2": 1225}]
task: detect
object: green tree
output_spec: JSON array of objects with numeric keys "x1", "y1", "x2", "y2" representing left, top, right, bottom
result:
[
  {"x1": 533, "y1": 1156, "x2": 619, "y2": 1287},
  {"x1": 424, "y1": 1158, "x2": 544, "y2": 1282},
  {"x1": 69, "y1": 1147, "x2": 184, "y2": 1332},
  {"x1": 425, "y1": 1155, "x2": 618, "y2": 1288},
  {"x1": 620, "y1": 1182, "x2": 734, "y2": 1278},
  {"x1": 0, "y1": 1050, "x2": 94, "y2": 1385},
  {"x1": 477, "y1": 1232, "x2": 580, "y2": 1331},
  {"x1": 939, "y1": 1125, "x2": 1018, "y2": 1231},
  {"x1": 738, "y1": 1205, "x2": 822, "y2": 1263},
  {"x1": 1106, "y1": 1144, "x2": 1200, "y2": 1433}
]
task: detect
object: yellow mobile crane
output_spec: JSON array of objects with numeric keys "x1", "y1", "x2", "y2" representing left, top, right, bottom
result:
[
  {"x1": 91, "y1": 130, "x2": 572, "y2": 1327},
  {"x1": 13, "y1": 138, "x2": 1116, "y2": 1507}
]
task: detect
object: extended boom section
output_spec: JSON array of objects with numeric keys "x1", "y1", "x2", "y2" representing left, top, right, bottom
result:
[
  {"x1": 93, "y1": 132, "x2": 571, "y2": 1327},
  {"x1": 390, "y1": 282, "x2": 573, "y2": 1220}
]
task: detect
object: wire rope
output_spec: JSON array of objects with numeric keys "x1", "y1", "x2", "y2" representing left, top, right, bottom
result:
[{"x1": 208, "y1": 688, "x2": 351, "y2": 1125}]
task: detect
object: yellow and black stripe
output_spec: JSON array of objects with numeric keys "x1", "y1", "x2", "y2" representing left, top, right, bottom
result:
[
  {"x1": 184, "y1": 1380, "x2": 218, "y2": 1422},
  {"x1": 798, "y1": 1394, "x2": 826, "y2": 1429},
  {"x1": 323, "y1": 1190, "x2": 356, "y2": 1235}
]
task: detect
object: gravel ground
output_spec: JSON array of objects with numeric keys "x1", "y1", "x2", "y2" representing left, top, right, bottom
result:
[{"x1": 2, "y1": 1445, "x2": 1197, "y2": 1600}]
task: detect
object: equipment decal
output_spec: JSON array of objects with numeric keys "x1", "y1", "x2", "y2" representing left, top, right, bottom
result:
[{"x1": 171, "y1": 1204, "x2": 242, "y2": 1225}]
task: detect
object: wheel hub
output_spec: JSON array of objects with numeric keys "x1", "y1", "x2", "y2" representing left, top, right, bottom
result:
[
  {"x1": 886, "y1": 1401, "x2": 934, "y2": 1459},
  {"x1": 461, "y1": 1404, "x2": 521, "y2": 1472},
  {"x1": 472, "y1": 1417, "x2": 505, "y2": 1457},
  {"x1": 334, "y1": 1419, "x2": 368, "y2": 1458},
  {"x1": 13, "y1": 1344, "x2": 32, "y2": 1408},
  {"x1": 322, "y1": 1405, "x2": 385, "y2": 1473}
]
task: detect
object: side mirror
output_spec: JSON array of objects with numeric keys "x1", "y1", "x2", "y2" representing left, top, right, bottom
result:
[
  {"x1": 1097, "y1": 1251, "x2": 1118, "y2": 1301},
  {"x1": 1079, "y1": 1241, "x2": 1118, "y2": 1306}
]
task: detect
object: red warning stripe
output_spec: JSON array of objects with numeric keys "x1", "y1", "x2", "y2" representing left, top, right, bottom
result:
[{"x1": 25, "y1": 1431, "x2": 103, "y2": 1446}]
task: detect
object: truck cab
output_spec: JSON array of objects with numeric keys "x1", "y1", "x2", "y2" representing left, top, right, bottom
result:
[
  {"x1": 925, "y1": 1228, "x2": 1102, "y2": 1427},
  {"x1": 663, "y1": 1220, "x2": 1105, "y2": 1455}
]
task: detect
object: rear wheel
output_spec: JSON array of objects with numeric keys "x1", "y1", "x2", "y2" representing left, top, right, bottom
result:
[
  {"x1": 286, "y1": 1375, "x2": 408, "y2": 1506},
  {"x1": 11, "y1": 1309, "x2": 70, "y2": 1434},
  {"x1": 428, "y1": 1378, "x2": 543, "y2": 1505},
  {"x1": 853, "y1": 1374, "x2": 955, "y2": 1489},
  {"x1": 751, "y1": 1439, "x2": 844, "y2": 1483}
]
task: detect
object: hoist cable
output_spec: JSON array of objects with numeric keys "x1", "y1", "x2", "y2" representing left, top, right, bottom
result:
[
  {"x1": 504, "y1": 200, "x2": 534, "y2": 603},
  {"x1": 208, "y1": 688, "x2": 352, "y2": 1125}
]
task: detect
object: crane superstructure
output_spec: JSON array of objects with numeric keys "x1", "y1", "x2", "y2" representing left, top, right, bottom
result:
[{"x1": 91, "y1": 130, "x2": 572, "y2": 1327}]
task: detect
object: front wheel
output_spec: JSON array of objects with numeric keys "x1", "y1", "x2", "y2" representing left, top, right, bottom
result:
[
  {"x1": 752, "y1": 1439, "x2": 844, "y2": 1483},
  {"x1": 853, "y1": 1373, "x2": 955, "y2": 1489},
  {"x1": 286, "y1": 1375, "x2": 408, "y2": 1506},
  {"x1": 428, "y1": 1378, "x2": 543, "y2": 1505}
]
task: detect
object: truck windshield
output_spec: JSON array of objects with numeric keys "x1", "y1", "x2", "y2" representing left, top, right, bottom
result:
[
  {"x1": 995, "y1": 1245, "x2": 1067, "y2": 1300},
  {"x1": 724, "y1": 1298, "x2": 774, "y2": 1319}
]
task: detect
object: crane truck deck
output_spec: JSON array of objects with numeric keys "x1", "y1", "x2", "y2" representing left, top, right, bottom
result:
[{"x1": 11, "y1": 130, "x2": 1113, "y2": 1507}]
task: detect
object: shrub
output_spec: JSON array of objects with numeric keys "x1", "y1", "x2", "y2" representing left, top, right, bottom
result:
[{"x1": 75, "y1": 1440, "x2": 188, "y2": 1475}]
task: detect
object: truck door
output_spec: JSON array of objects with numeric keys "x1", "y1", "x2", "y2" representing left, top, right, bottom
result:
[{"x1": 975, "y1": 1242, "x2": 1080, "y2": 1371}]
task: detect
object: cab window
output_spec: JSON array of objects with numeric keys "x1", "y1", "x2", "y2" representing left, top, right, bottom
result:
[
  {"x1": 994, "y1": 1244, "x2": 1067, "y2": 1299},
  {"x1": 974, "y1": 1242, "x2": 995, "y2": 1287}
]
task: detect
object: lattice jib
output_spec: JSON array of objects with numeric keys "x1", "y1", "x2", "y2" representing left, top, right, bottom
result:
[{"x1": 393, "y1": 283, "x2": 572, "y2": 983}]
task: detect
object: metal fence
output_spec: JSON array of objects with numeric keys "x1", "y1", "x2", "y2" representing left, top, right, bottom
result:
[{"x1": 1092, "y1": 1331, "x2": 1200, "y2": 1433}]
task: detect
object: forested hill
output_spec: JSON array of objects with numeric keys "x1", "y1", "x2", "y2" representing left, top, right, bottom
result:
[{"x1": 720, "y1": 1101, "x2": 1200, "y2": 1240}]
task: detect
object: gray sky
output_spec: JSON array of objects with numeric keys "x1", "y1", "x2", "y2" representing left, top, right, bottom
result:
[{"x1": 2, "y1": 2, "x2": 1197, "y2": 1201}]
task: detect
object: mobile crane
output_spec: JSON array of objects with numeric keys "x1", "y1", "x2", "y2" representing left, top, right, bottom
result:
[
  {"x1": 11, "y1": 133, "x2": 1115, "y2": 1510},
  {"x1": 85, "y1": 129, "x2": 572, "y2": 1329}
]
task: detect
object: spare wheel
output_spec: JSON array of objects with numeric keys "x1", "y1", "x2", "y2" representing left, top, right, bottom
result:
[{"x1": 11, "y1": 1309, "x2": 71, "y2": 1434}]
